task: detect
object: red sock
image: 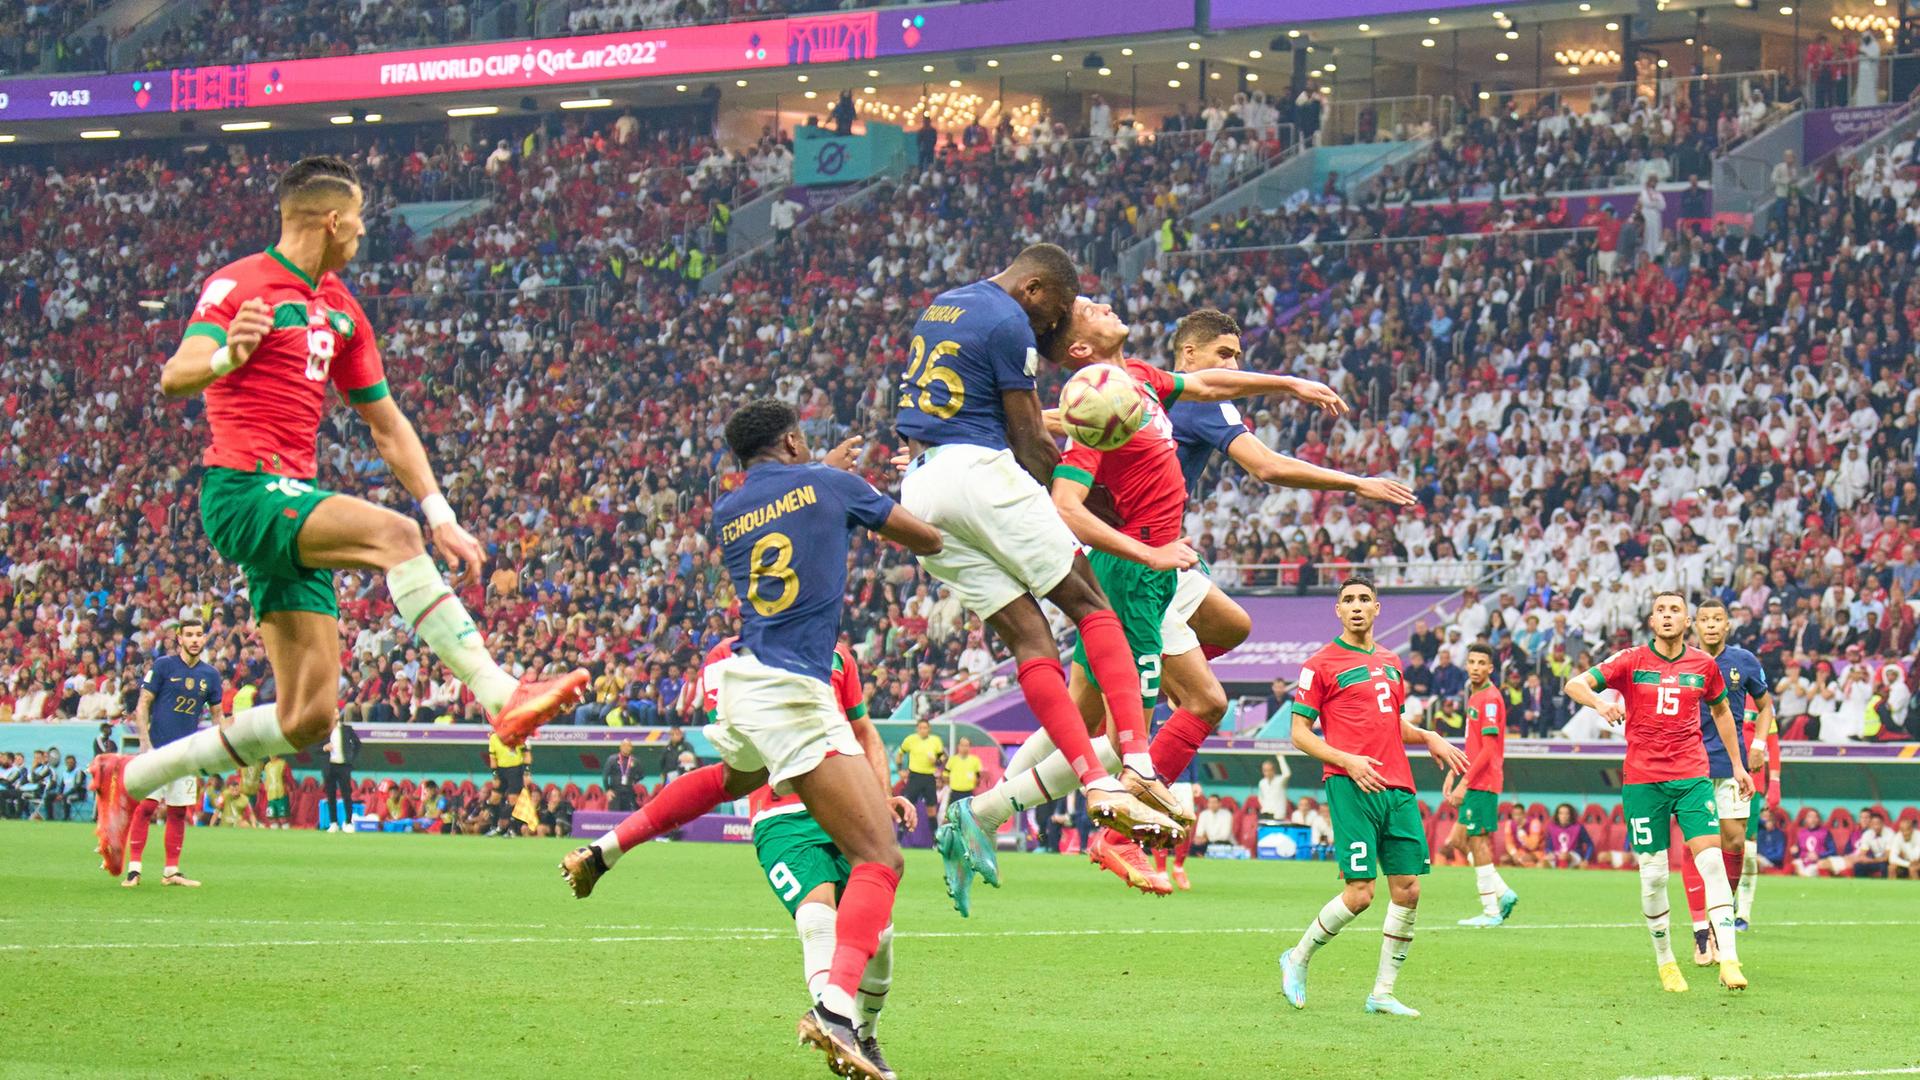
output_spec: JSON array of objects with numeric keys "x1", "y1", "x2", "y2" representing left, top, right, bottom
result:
[
  {"x1": 1149, "y1": 709, "x2": 1216, "y2": 783},
  {"x1": 611, "y1": 764, "x2": 728, "y2": 851},
  {"x1": 1076, "y1": 610, "x2": 1148, "y2": 755},
  {"x1": 1723, "y1": 849, "x2": 1743, "y2": 897},
  {"x1": 163, "y1": 805, "x2": 188, "y2": 870},
  {"x1": 826, "y1": 863, "x2": 900, "y2": 1007},
  {"x1": 1174, "y1": 830, "x2": 1192, "y2": 865},
  {"x1": 1016, "y1": 658, "x2": 1108, "y2": 785},
  {"x1": 127, "y1": 799, "x2": 159, "y2": 864},
  {"x1": 1201, "y1": 644, "x2": 1230, "y2": 660},
  {"x1": 1679, "y1": 849, "x2": 1707, "y2": 925},
  {"x1": 1154, "y1": 847, "x2": 1167, "y2": 871}
]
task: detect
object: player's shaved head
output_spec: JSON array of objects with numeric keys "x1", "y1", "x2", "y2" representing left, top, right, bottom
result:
[
  {"x1": 1005, "y1": 242, "x2": 1078, "y2": 294},
  {"x1": 993, "y1": 243, "x2": 1078, "y2": 336},
  {"x1": 726, "y1": 398, "x2": 800, "y2": 464},
  {"x1": 275, "y1": 155, "x2": 361, "y2": 211}
]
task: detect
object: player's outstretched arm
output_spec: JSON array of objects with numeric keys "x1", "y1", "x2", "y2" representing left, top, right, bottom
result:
[
  {"x1": 1050, "y1": 472, "x2": 1196, "y2": 572},
  {"x1": 876, "y1": 505, "x2": 943, "y2": 556},
  {"x1": 1224, "y1": 436, "x2": 1416, "y2": 505},
  {"x1": 1003, "y1": 387, "x2": 1063, "y2": 486},
  {"x1": 1180, "y1": 370, "x2": 1348, "y2": 417},
  {"x1": 351, "y1": 395, "x2": 485, "y2": 586},
  {"x1": 160, "y1": 298, "x2": 272, "y2": 398}
]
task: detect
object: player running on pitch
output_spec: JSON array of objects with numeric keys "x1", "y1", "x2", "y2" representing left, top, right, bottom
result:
[
  {"x1": 575, "y1": 399, "x2": 940, "y2": 1079},
  {"x1": 895, "y1": 244, "x2": 1182, "y2": 875},
  {"x1": 123, "y1": 619, "x2": 224, "y2": 888},
  {"x1": 1279, "y1": 576, "x2": 1469, "y2": 1018},
  {"x1": 937, "y1": 297, "x2": 1350, "y2": 907},
  {"x1": 947, "y1": 308, "x2": 1413, "y2": 900},
  {"x1": 1678, "y1": 597, "x2": 1773, "y2": 962},
  {"x1": 91, "y1": 156, "x2": 586, "y2": 878},
  {"x1": 563, "y1": 634, "x2": 912, "y2": 1080},
  {"x1": 1564, "y1": 592, "x2": 1753, "y2": 993},
  {"x1": 1440, "y1": 642, "x2": 1520, "y2": 926}
]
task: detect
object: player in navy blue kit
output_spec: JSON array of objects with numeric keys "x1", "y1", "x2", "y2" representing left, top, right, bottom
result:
[
  {"x1": 899, "y1": 243, "x2": 1183, "y2": 897},
  {"x1": 1151, "y1": 310, "x2": 1415, "y2": 790},
  {"x1": 125, "y1": 619, "x2": 225, "y2": 887},
  {"x1": 1682, "y1": 597, "x2": 1775, "y2": 960}
]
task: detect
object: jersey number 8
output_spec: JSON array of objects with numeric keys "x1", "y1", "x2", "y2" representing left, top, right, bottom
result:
[
  {"x1": 748, "y1": 531, "x2": 799, "y2": 616},
  {"x1": 898, "y1": 336, "x2": 965, "y2": 420}
]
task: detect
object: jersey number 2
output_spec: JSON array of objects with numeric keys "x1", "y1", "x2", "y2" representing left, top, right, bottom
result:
[{"x1": 899, "y1": 336, "x2": 964, "y2": 419}]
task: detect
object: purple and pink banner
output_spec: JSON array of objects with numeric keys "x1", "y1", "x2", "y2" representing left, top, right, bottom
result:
[
  {"x1": 1209, "y1": 0, "x2": 1499, "y2": 30},
  {"x1": 0, "y1": 0, "x2": 1191, "y2": 124},
  {"x1": 1800, "y1": 103, "x2": 1902, "y2": 162}
]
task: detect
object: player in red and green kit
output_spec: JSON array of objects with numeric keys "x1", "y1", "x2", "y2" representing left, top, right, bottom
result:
[
  {"x1": 937, "y1": 296, "x2": 1348, "y2": 905},
  {"x1": 1564, "y1": 591, "x2": 1754, "y2": 993},
  {"x1": 1280, "y1": 577, "x2": 1469, "y2": 1018},
  {"x1": 1442, "y1": 641, "x2": 1520, "y2": 926},
  {"x1": 90, "y1": 156, "x2": 587, "y2": 877}
]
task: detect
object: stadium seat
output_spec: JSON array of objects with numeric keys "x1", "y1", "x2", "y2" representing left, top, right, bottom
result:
[
  {"x1": 1899, "y1": 806, "x2": 1920, "y2": 828},
  {"x1": 1609, "y1": 804, "x2": 1625, "y2": 824},
  {"x1": 1602, "y1": 822, "x2": 1628, "y2": 856},
  {"x1": 1581, "y1": 804, "x2": 1608, "y2": 826},
  {"x1": 1526, "y1": 802, "x2": 1548, "y2": 820}
]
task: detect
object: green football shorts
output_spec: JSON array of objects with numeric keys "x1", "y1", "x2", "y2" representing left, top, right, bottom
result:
[
  {"x1": 1070, "y1": 547, "x2": 1176, "y2": 696},
  {"x1": 200, "y1": 466, "x2": 338, "y2": 617},
  {"x1": 1746, "y1": 793, "x2": 1766, "y2": 840},
  {"x1": 1326, "y1": 774, "x2": 1431, "y2": 880},
  {"x1": 1621, "y1": 778, "x2": 1718, "y2": 854},
  {"x1": 1459, "y1": 788, "x2": 1500, "y2": 837},
  {"x1": 753, "y1": 811, "x2": 850, "y2": 917}
]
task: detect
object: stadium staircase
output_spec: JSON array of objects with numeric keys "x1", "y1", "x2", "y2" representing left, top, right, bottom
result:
[
  {"x1": 698, "y1": 177, "x2": 889, "y2": 294},
  {"x1": 1715, "y1": 101, "x2": 1911, "y2": 230},
  {"x1": 390, "y1": 197, "x2": 496, "y2": 244}
]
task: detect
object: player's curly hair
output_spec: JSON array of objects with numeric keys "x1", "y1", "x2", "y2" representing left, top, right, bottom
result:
[
  {"x1": 725, "y1": 398, "x2": 799, "y2": 465},
  {"x1": 275, "y1": 155, "x2": 360, "y2": 205},
  {"x1": 1172, "y1": 309, "x2": 1241, "y2": 356}
]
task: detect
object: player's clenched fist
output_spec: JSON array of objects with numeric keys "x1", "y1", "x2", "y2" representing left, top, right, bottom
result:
[{"x1": 225, "y1": 298, "x2": 274, "y2": 366}]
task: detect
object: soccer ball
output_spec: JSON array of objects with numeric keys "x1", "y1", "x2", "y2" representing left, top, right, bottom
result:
[{"x1": 1059, "y1": 363, "x2": 1146, "y2": 451}]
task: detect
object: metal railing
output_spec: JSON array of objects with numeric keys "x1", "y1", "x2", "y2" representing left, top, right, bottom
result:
[
  {"x1": 1203, "y1": 560, "x2": 1512, "y2": 593},
  {"x1": 1164, "y1": 225, "x2": 1597, "y2": 266},
  {"x1": 1320, "y1": 94, "x2": 1434, "y2": 146},
  {"x1": 360, "y1": 284, "x2": 603, "y2": 333}
]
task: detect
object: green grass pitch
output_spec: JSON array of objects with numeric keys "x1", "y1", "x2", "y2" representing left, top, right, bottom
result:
[{"x1": 3, "y1": 821, "x2": 1915, "y2": 1080}]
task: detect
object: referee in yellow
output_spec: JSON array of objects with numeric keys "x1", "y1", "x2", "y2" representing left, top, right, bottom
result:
[{"x1": 896, "y1": 719, "x2": 944, "y2": 820}]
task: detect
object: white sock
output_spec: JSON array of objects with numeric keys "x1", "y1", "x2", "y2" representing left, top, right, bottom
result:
[
  {"x1": 819, "y1": 985, "x2": 858, "y2": 1022},
  {"x1": 1003, "y1": 729, "x2": 1058, "y2": 775},
  {"x1": 795, "y1": 902, "x2": 837, "y2": 1005},
  {"x1": 971, "y1": 739, "x2": 1120, "y2": 831},
  {"x1": 164, "y1": 864, "x2": 179, "y2": 876},
  {"x1": 589, "y1": 831, "x2": 625, "y2": 869},
  {"x1": 1736, "y1": 849, "x2": 1759, "y2": 920},
  {"x1": 1474, "y1": 862, "x2": 1502, "y2": 916},
  {"x1": 855, "y1": 925, "x2": 893, "y2": 1037},
  {"x1": 127, "y1": 860, "x2": 142, "y2": 875},
  {"x1": 1294, "y1": 894, "x2": 1359, "y2": 962},
  {"x1": 1373, "y1": 902, "x2": 1416, "y2": 997},
  {"x1": 1122, "y1": 751, "x2": 1156, "y2": 777},
  {"x1": 124, "y1": 705, "x2": 291, "y2": 800},
  {"x1": 1693, "y1": 847, "x2": 1739, "y2": 963},
  {"x1": 388, "y1": 553, "x2": 517, "y2": 714},
  {"x1": 1637, "y1": 854, "x2": 1676, "y2": 965}
]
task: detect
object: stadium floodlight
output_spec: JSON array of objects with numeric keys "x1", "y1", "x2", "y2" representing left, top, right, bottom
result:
[
  {"x1": 1250, "y1": 48, "x2": 1264, "y2": 57},
  {"x1": 804, "y1": 90, "x2": 818, "y2": 98},
  {"x1": 923, "y1": 63, "x2": 936, "y2": 72},
  {"x1": 1355, "y1": 26, "x2": 1367, "y2": 33},
  {"x1": 137, "y1": 299, "x2": 166, "y2": 310},
  {"x1": 1167, "y1": 79, "x2": 1181, "y2": 87},
  {"x1": 1120, "y1": 47, "x2": 1133, "y2": 56},
  {"x1": 1049, "y1": 53, "x2": 1063, "y2": 62},
  {"x1": 675, "y1": 84, "x2": 688, "y2": 92},
  {"x1": 220, "y1": 121, "x2": 270, "y2": 131},
  {"x1": 1496, "y1": 51, "x2": 1510, "y2": 61},
  {"x1": 446, "y1": 105, "x2": 499, "y2": 117},
  {"x1": 80, "y1": 129, "x2": 121, "y2": 139},
  {"x1": 1098, "y1": 67, "x2": 1112, "y2": 76},
  {"x1": 1606, "y1": 21, "x2": 1620, "y2": 30},
  {"x1": 329, "y1": 115, "x2": 354, "y2": 125},
  {"x1": 1421, "y1": 37, "x2": 1436, "y2": 47},
  {"x1": 1246, "y1": 72, "x2": 1259, "y2": 81},
  {"x1": 364, "y1": 113, "x2": 383, "y2": 122},
  {"x1": 1188, "y1": 41, "x2": 1201, "y2": 50},
  {"x1": 1177, "y1": 60, "x2": 1190, "y2": 70},
  {"x1": 986, "y1": 59, "x2": 999, "y2": 67},
  {"x1": 0, "y1": 134, "x2": 15, "y2": 143},
  {"x1": 1428, "y1": 15, "x2": 1440, "y2": 23},
  {"x1": 560, "y1": 98, "x2": 613, "y2": 109},
  {"x1": 735, "y1": 79, "x2": 748, "y2": 87}
]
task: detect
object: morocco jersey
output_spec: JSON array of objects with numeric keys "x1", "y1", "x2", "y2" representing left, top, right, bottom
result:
[
  {"x1": 691, "y1": 637, "x2": 867, "y2": 825},
  {"x1": 1054, "y1": 359, "x2": 1189, "y2": 546},
  {"x1": 180, "y1": 247, "x2": 387, "y2": 479},
  {"x1": 1700, "y1": 644, "x2": 1767, "y2": 779},
  {"x1": 1462, "y1": 683, "x2": 1506, "y2": 794},
  {"x1": 1292, "y1": 638, "x2": 1412, "y2": 791},
  {"x1": 1588, "y1": 642, "x2": 1727, "y2": 784}
]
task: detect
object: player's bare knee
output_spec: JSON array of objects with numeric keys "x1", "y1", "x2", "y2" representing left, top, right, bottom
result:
[
  {"x1": 1390, "y1": 877, "x2": 1420, "y2": 908},
  {"x1": 282, "y1": 702, "x2": 339, "y2": 747},
  {"x1": 1204, "y1": 606, "x2": 1252, "y2": 651},
  {"x1": 375, "y1": 510, "x2": 426, "y2": 564},
  {"x1": 1189, "y1": 681, "x2": 1229, "y2": 726},
  {"x1": 722, "y1": 766, "x2": 766, "y2": 798},
  {"x1": 1343, "y1": 879, "x2": 1375, "y2": 911}
]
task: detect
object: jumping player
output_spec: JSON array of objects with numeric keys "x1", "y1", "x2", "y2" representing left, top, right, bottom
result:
[
  {"x1": 895, "y1": 245, "x2": 1182, "y2": 897},
  {"x1": 938, "y1": 297, "x2": 1349, "y2": 905},
  {"x1": 1564, "y1": 592, "x2": 1753, "y2": 993},
  {"x1": 90, "y1": 155, "x2": 587, "y2": 876},
  {"x1": 1679, "y1": 597, "x2": 1772, "y2": 961},
  {"x1": 1441, "y1": 642, "x2": 1519, "y2": 926},
  {"x1": 565, "y1": 633, "x2": 912, "y2": 1080},
  {"x1": 575, "y1": 399, "x2": 939, "y2": 1079},
  {"x1": 123, "y1": 619, "x2": 224, "y2": 887},
  {"x1": 1279, "y1": 576, "x2": 1469, "y2": 1018}
]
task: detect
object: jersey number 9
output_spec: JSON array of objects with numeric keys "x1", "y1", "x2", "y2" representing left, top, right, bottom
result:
[
  {"x1": 748, "y1": 532, "x2": 799, "y2": 616},
  {"x1": 898, "y1": 336, "x2": 965, "y2": 419}
]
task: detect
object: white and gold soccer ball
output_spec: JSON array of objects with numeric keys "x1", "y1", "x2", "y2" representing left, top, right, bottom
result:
[{"x1": 1058, "y1": 363, "x2": 1146, "y2": 451}]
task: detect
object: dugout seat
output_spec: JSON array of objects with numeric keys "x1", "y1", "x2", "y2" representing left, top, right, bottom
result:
[
  {"x1": 1601, "y1": 822, "x2": 1628, "y2": 857},
  {"x1": 1898, "y1": 805, "x2": 1920, "y2": 828},
  {"x1": 1497, "y1": 800, "x2": 1514, "y2": 819},
  {"x1": 563, "y1": 783, "x2": 582, "y2": 802},
  {"x1": 1828, "y1": 807, "x2": 1857, "y2": 831},
  {"x1": 1609, "y1": 803, "x2": 1625, "y2": 824},
  {"x1": 1526, "y1": 802, "x2": 1548, "y2": 820},
  {"x1": 458, "y1": 780, "x2": 476, "y2": 799},
  {"x1": 1581, "y1": 803, "x2": 1608, "y2": 826}
]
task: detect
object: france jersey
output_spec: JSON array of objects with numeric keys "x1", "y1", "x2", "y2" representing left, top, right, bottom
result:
[
  {"x1": 715, "y1": 462, "x2": 896, "y2": 684},
  {"x1": 1701, "y1": 644, "x2": 1767, "y2": 779},
  {"x1": 894, "y1": 279, "x2": 1039, "y2": 450},
  {"x1": 143, "y1": 654, "x2": 222, "y2": 746},
  {"x1": 1169, "y1": 397, "x2": 1255, "y2": 495}
]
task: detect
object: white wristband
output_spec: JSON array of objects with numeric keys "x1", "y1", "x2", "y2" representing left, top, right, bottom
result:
[
  {"x1": 421, "y1": 493, "x2": 456, "y2": 528},
  {"x1": 208, "y1": 345, "x2": 238, "y2": 377}
]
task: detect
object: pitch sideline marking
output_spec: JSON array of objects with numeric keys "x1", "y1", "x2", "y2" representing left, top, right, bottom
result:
[
  {"x1": 4, "y1": 918, "x2": 1919, "y2": 952},
  {"x1": 1621, "y1": 1069, "x2": 1920, "y2": 1080}
]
